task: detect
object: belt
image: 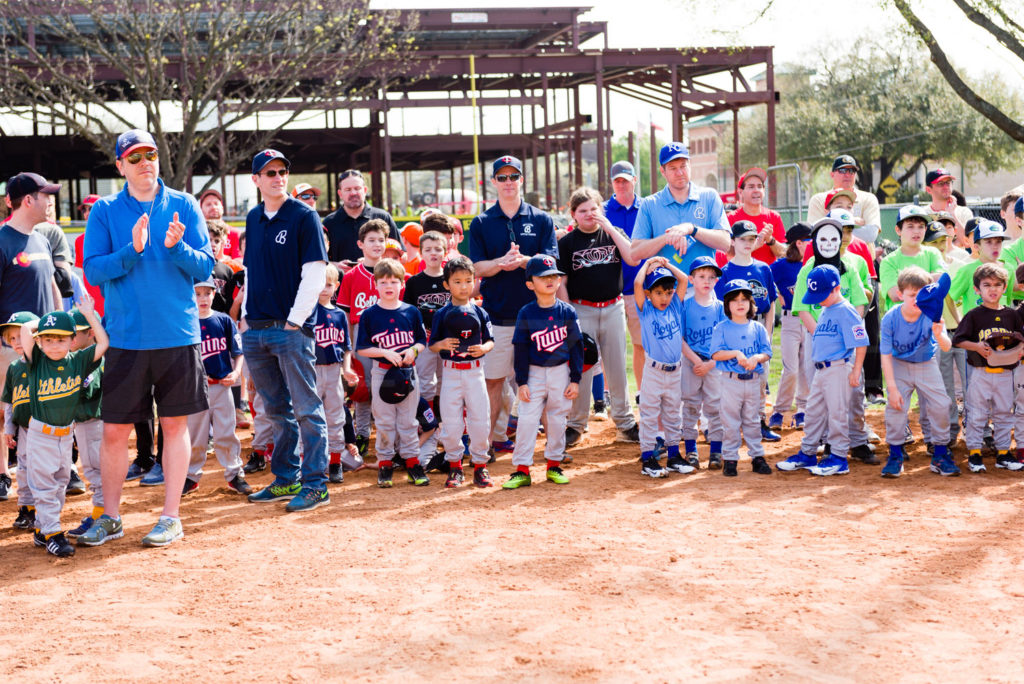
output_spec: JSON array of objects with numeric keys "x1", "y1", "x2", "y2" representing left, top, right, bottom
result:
[
  {"x1": 649, "y1": 360, "x2": 679, "y2": 372},
  {"x1": 30, "y1": 419, "x2": 72, "y2": 437},
  {"x1": 984, "y1": 366, "x2": 1006, "y2": 374},
  {"x1": 728, "y1": 372, "x2": 755, "y2": 380},
  {"x1": 443, "y1": 359, "x2": 481, "y2": 370},
  {"x1": 377, "y1": 362, "x2": 392, "y2": 369},
  {"x1": 208, "y1": 377, "x2": 226, "y2": 385},
  {"x1": 814, "y1": 358, "x2": 850, "y2": 370},
  {"x1": 696, "y1": 353, "x2": 711, "y2": 362},
  {"x1": 570, "y1": 296, "x2": 622, "y2": 308},
  {"x1": 246, "y1": 319, "x2": 289, "y2": 330}
]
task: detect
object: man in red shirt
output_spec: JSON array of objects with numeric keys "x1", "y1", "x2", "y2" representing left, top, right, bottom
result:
[{"x1": 728, "y1": 167, "x2": 786, "y2": 264}]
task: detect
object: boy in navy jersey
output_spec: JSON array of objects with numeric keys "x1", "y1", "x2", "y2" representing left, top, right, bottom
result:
[
  {"x1": 503, "y1": 255, "x2": 583, "y2": 489},
  {"x1": 403, "y1": 231, "x2": 451, "y2": 412},
  {"x1": 186, "y1": 280, "x2": 249, "y2": 495},
  {"x1": 315, "y1": 264, "x2": 360, "y2": 482},
  {"x1": 356, "y1": 258, "x2": 427, "y2": 488}
]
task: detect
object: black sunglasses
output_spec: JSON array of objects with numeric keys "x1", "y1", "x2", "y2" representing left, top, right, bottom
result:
[
  {"x1": 260, "y1": 168, "x2": 288, "y2": 178},
  {"x1": 298, "y1": 193, "x2": 316, "y2": 200},
  {"x1": 495, "y1": 173, "x2": 521, "y2": 183}
]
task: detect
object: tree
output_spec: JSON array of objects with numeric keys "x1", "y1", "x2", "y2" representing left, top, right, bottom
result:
[
  {"x1": 611, "y1": 130, "x2": 666, "y2": 196},
  {"x1": 738, "y1": 41, "x2": 1018, "y2": 197},
  {"x1": 0, "y1": 0, "x2": 416, "y2": 191}
]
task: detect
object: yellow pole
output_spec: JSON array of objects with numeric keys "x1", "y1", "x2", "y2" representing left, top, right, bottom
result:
[{"x1": 470, "y1": 54, "x2": 481, "y2": 214}]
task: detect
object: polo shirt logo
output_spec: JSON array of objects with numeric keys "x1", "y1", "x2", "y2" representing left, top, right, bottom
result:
[
  {"x1": 695, "y1": 206, "x2": 706, "y2": 220},
  {"x1": 275, "y1": 230, "x2": 287, "y2": 245},
  {"x1": 523, "y1": 224, "x2": 533, "y2": 234}
]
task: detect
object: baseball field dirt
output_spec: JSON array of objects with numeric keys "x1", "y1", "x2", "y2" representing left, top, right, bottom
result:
[{"x1": 4, "y1": 411, "x2": 1024, "y2": 682}]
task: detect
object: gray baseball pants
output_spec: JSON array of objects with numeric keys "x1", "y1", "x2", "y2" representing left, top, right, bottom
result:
[
  {"x1": 315, "y1": 363, "x2": 348, "y2": 454},
  {"x1": 885, "y1": 357, "x2": 950, "y2": 446},
  {"x1": 800, "y1": 362, "x2": 851, "y2": 459},
  {"x1": 568, "y1": 299, "x2": 635, "y2": 433},
  {"x1": 639, "y1": 361, "x2": 682, "y2": 453},
  {"x1": 719, "y1": 373, "x2": 765, "y2": 461},
  {"x1": 680, "y1": 357, "x2": 722, "y2": 443},
  {"x1": 74, "y1": 418, "x2": 104, "y2": 508},
  {"x1": 511, "y1": 364, "x2": 571, "y2": 466},
  {"x1": 370, "y1": 364, "x2": 421, "y2": 463},
  {"x1": 187, "y1": 383, "x2": 243, "y2": 482},
  {"x1": 15, "y1": 425, "x2": 34, "y2": 507},
  {"x1": 25, "y1": 418, "x2": 74, "y2": 536},
  {"x1": 439, "y1": 361, "x2": 491, "y2": 465},
  {"x1": 774, "y1": 314, "x2": 809, "y2": 413},
  {"x1": 964, "y1": 365, "x2": 1013, "y2": 450},
  {"x1": 352, "y1": 322, "x2": 373, "y2": 439}
]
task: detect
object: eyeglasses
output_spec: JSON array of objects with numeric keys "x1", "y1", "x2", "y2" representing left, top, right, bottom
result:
[
  {"x1": 835, "y1": 168, "x2": 857, "y2": 175},
  {"x1": 125, "y1": 150, "x2": 158, "y2": 164},
  {"x1": 495, "y1": 173, "x2": 521, "y2": 183},
  {"x1": 298, "y1": 193, "x2": 316, "y2": 200},
  {"x1": 260, "y1": 168, "x2": 289, "y2": 178}
]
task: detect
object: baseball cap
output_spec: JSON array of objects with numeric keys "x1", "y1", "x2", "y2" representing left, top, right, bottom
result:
[
  {"x1": 925, "y1": 168, "x2": 956, "y2": 186},
  {"x1": 1015, "y1": 196, "x2": 1024, "y2": 215},
  {"x1": 198, "y1": 188, "x2": 223, "y2": 204},
  {"x1": 6, "y1": 173, "x2": 61, "y2": 202},
  {"x1": 384, "y1": 238, "x2": 403, "y2": 253},
  {"x1": 982, "y1": 329, "x2": 1024, "y2": 367},
  {"x1": 610, "y1": 161, "x2": 636, "y2": 180},
  {"x1": 643, "y1": 266, "x2": 677, "y2": 290},
  {"x1": 659, "y1": 142, "x2": 690, "y2": 166},
  {"x1": 401, "y1": 222, "x2": 423, "y2": 247},
  {"x1": 251, "y1": 149, "x2": 290, "y2": 175},
  {"x1": 114, "y1": 129, "x2": 157, "y2": 159},
  {"x1": 826, "y1": 208, "x2": 856, "y2": 228},
  {"x1": 964, "y1": 217, "x2": 983, "y2": 237},
  {"x1": 688, "y1": 255, "x2": 722, "y2": 277},
  {"x1": 824, "y1": 188, "x2": 857, "y2": 209},
  {"x1": 581, "y1": 332, "x2": 599, "y2": 372},
  {"x1": 785, "y1": 222, "x2": 813, "y2": 243},
  {"x1": 0, "y1": 311, "x2": 39, "y2": 332},
  {"x1": 831, "y1": 155, "x2": 858, "y2": 172},
  {"x1": 730, "y1": 220, "x2": 758, "y2": 239},
  {"x1": 914, "y1": 272, "x2": 950, "y2": 324},
  {"x1": 194, "y1": 278, "x2": 217, "y2": 290},
  {"x1": 291, "y1": 183, "x2": 320, "y2": 198},
  {"x1": 34, "y1": 311, "x2": 76, "y2": 337},
  {"x1": 378, "y1": 366, "x2": 415, "y2": 404},
  {"x1": 720, "y1": 279, "x2": 752, "y2": 298},
  {"x1": 737, "y1": 167, "x2": 766, "y2": 188},
  {"x1": 525, "y1": 254, "x2": 564, "y2": 279},
  {"x1": 933, "y1": 210, "x2": 955, "y2": 226},
  {"x1": 492, "y1": 155, "x2": 523, "y2": 177},
  {"x1": 802, "y1": 264, "x2": 841, "y2": 305},
  {"x1": 972, "y1": 219, "x2": 1009, "y2": 242},
  {"x1": 79, "y1": 194, "x2": 101, "y2": 210},
  {"x1": 896, "y1": 204, "x2": 933, "y2": 228},
  {"x1": 923, "y1": 221, "x2": 946, "y2": 244},
  {"x1": 68, "y1": 308, "x2": 91, "y2": 330}
]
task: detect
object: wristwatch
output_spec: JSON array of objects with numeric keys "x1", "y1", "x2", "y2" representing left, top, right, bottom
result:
[{"x1": 765, "y1": 236, "x2": 776, "y2": 246}]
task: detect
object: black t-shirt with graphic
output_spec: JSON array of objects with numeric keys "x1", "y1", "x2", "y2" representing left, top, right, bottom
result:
[{"x1": 557, "y1": 227, "x2": 624, "y2": 302}]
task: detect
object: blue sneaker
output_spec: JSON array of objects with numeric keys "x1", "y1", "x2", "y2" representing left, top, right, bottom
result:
[
  {"x1": 139, "y1": 462, "x2": 164, "y2": 486},
  {"x1": 768, "y1": 412, "x2": 784, "y2": 430},
  {"x1": 792, "y1": 412, "x2": 805, "y2": 429},
  {"x1": 760, "y1": 421, "x2": 782, "y2": 442},
  {"x1": 285, "y1": 488, "x2": 330, "y2": 512},
  {"x1": 125, "y1": 462, "x2": 148, "y2": 481},
  {"x1": 810, "y1": 455, "x2": 849, "y2": 476},
  {"x1": 930, "y1": 455, "x2": 961, "y2": 477},
  {"x1": 67, "y1": 515, "x2": 96, "y2": 540},
  {"x1": 881, "y1": 450, "x2": 904, "y2": 478},
  {"x1": 776, "y1": 452, "x2": 817, "y2": 471}
]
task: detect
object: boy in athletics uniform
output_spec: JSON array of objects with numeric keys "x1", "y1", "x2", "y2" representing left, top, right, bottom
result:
[{"x1": 1, "y1": 312, "x2": 38, "y2": 530}]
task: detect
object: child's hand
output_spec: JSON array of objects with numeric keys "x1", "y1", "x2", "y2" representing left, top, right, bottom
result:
[
  {"x1": 441, "y1": 337, "x2": 460, "y2": 352},
  {"x1": 564, "y1": 382, "x2": 579, "y2": 400},
  {"x1": 466, "y1": 344, "x2": 485, "y2": 357},
  {"x1": 887, "y1": 387, "x2": 903, "y2": 412},
  {"x1": 383, "y1": 350, "x2": 403, "y2": 366},
  {"x1": 979, "y1": 342, "x2": 993, "y2": 359},
  {"x1": 692, "y1": 359, "x2": 712, "y2": 377},
  {"x1": 848, "y1": 370, "x2": 860, "y2": 387},
  {"x1": 220, "y1": 370, "x2": 239, "y2": 386},
  {"x1": 648, "y1": 256, "x2": 668, "y2": 269},
  {"x1": 343, "y1": 369, "x2": 359, "y2": 385},
  {"x1": 740, "y1": 357, "x2": 758, "y2": 371},
  {"x1": 518, "y1": 384, "x2": 531, "y2": 402},
  {"x1": 931, "y1": 321, "x2": 945, "y2": 336},
  {"x1": 400, "y1": 348, "x2": 417, "y2": 366},
  {"x1": 5, "y1": 434, "x2": 15, "y2": 450},
  {"x1": 77, "y1": 291, "x2": 95, "y2": 317}
]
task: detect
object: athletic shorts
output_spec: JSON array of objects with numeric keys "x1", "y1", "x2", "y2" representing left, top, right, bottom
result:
[
  {"x1": 101, "y1": 345, "x2": 209, "y2": 424},
  {"x1": 483, "y1": 325, "x2": 516, "y2": 381}
]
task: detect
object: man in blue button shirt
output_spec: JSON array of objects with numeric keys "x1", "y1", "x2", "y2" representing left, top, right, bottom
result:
[
  {"x1": 605, "y1": 160, "x2": 646, "y2": 389},
  {"x1": 469, "y1": 155, "x2": 557, "y2": 443},
  {"x1": 631, "y1": 142, "x2": 730, "y2": 277}
]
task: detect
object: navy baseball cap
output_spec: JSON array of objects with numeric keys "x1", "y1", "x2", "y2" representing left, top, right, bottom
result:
[
  {"x1": 914, "y1": 272, "x2": 950, "y2": 323},
  {"x1": 492, "y1": 155, "x2": 523, "y2": 177},
  {"x1": 115, "y1": 129, "x2": 157, "y2": 159},
  {"x1": 803, "y1": 264, "x2": 841, "y2": 305},
  {"x1": 610, "y1": 161, "x2": 636, "y2": 180},
  {"x1": 720, "y1": 279, "x2": 752, "y2": 298},
  {"x1": 252, "y1": 149, "x2": 290, "y2": 175},
  {"x1": 194, "y1": 278, "x2": 217, "y2": 290},
  {"x1": 831, "y1": 155, "x2": 858, "y2": 171},
  {"x1": 785, "y1": 222, "x2": 813, "y2": 243},
  {"x1": 379, "y1": 366, "x2": 414, "y2": 404},
  {"x1": 688, "y1": 255, "x2": 722, "y2": 276},
  {"x1": 6, "y1": 172, "x2": 61, "y2": 202},
  {"x1": 643, "y1": 266, "x2": 677, "y2": 290},
  {"x1": 923, "y1": 221, "x2": 946, "y2": 244},
  {"x1": 731, "y1": 220, "x2": 758, "y2": 239},
  {"x1": 525, "y1": 254, "x2": 564, "y2": 279},
  {"x1": 1015, "y1": 196, "x2": 1024, "y2": 215},
  {"x1": 659, "y1": 142, "x2": 690, "y2": 166},
  {"x1": 925, "y1": 168, "x2": 955, "y2": 186}
]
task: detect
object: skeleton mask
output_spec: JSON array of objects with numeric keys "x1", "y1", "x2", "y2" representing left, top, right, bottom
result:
[{"x1": 815, "y1": 225, "x2": 841, "y2": 259}]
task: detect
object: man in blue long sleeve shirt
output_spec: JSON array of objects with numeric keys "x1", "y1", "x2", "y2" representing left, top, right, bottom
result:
[{"x1": 80, "y1": 129, "x2": 215, "y2": 549}]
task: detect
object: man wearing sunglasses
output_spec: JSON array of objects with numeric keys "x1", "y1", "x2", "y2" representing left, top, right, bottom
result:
[
  {"x1": 291, "y1": 183, "x2": 321, "y2": 209},
  {"x1": 81, "y1": 129, "x2": 216, "y2": 548},
  {"x1": 321, "y1": 169, "x2": 401, "y2": 272},
  {"x1": 925, "y1": 168, "x2": 973, "y2": 247},
  {"x1": 469, "y1": 155, "x2": 558, "y2": 449}
]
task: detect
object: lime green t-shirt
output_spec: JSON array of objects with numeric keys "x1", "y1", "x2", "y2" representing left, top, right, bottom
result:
[
  {"x1": 792, "y1": 254, "x2": 870, "y2": 321},
  {"x1": 948, "y1": 259, "x2": 1009, "y2": 314},
  {"x1": 999, "y1": 238, "x2": 1024, "y2": 302},
  {"x1": 2, "y1": 360, "x2": 31, "y2": 429},
  {"x1": 878, "y1": 246, "x2": 943, "y2": 313},
  {"x1": 27, "y1": 344, "x2": 100, "y2": 427}
]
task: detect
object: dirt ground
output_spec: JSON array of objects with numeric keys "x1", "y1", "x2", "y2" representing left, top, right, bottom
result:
[{"x1": 4, "y1": 410, "x2": 1024, "y2": 683}]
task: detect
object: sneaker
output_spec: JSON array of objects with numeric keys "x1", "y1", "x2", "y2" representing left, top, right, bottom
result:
[
  {"x1": 77, "y1": 515, "x2": 124, "y2": 547},
  {"x1": 792, "y1": 412, "x2": 806, "y2": 429},
  {"x1": 850, "y1": 444, "x2": 880, "y2": 465},
  {"x1": 995, "y1": 451, "x2": 1023, "y2": 471},
  {"x1": 685, "y1": 452, "x2": 701, "y2": 470},
  {"x1": 424, "y1": 450, "x2": 451, "y2": 474},
  {"x1": 618, "y1": 424, "x2": 640, "y2": 443},
  {"x1": 707, "y1": 452, "x2": 723, "y2": 470},
  {"x1": 227, "y1": 474, "x2": 254, "y2": 495},
  {"x1": 12, "y1": 506, "x2": 35, "y2": 530},
  {"x1": 235, "y1": 408, "x2": 251, "y2": 429},
  {"x1": 445, "y1": 469, "x2": 465, "y2": 488},
  {"x1": 881, "y1": 451, "x2": 904, "y2": 478},
  {"x1": 760, "y1": 421, "x2": 781, "y2": 442},
  {"x1": 925, "y1": 443, "x2": 935, "y2": 458},
  {"x1": 491, "y1": 439, "x2": 514, "y2": 454},
  {"x1": 723, "y1": 460, "x2": 738, "y2": 477},
  {"x1": 810, "y1": 455, "x2": 849, "y2": 476},
  {"x1": 664, "y1": 456, "x2": 695, "y2": 475},
  {"x1": 285, "y1": 488, "x2": 330, "y2": 512},
  {"x1": 181, "y1": 478, "x2": 199, "y2": 496},
  {"x1": 967, "y1": 452, "x2": 986, "y2": 473},
  {"x1": 45, "y1": 532, "x2": 75, "y2": 557},
  {"x1": 378, "y1": 465, "x2": 394, "y2": 488},
  {"x1": 243, "y1": 452, "x2": 267, "y2": 474},
  {"x1": 141, "y1": 516, "x2": 184, "y2": 547},
  {"x1": 473, "y1": 467, "x2": 493, "y2": 488},
  {"x1": 768, "y1": 412, "x2": 784, "y2": 430},
  {"x1": 125, "y1": 462, "x2": 149, "y2": 481},
  {"x1": 326, "y1": 463, "x2": 344, "y2": 484},
  {"x1": 930, "y1": 455, "x2": 961, "y2": 477},
  {"x1": 564, "y1": 427, "x2": 582, "y2": 448},
  {"x1": 502, "y1": 471, "x2": 532, "y2": 489},
  {"x1": 33, "y1": 529, "x2": 46, "y2": 547},
  {"x1": 546, "y1": 466, "x2": 570, "y2": 484},
  {"x1": 247, "y1": 481, "x2": 301, "y2": 503},
  {"x1": 0, "y1": 473, "x2": 10, "y2": 500},
  {"x1": 867, "y1": 427, "x2": 882, "y2": 444},
  {"x1": 561, "y1": 452, "x2": 574, "y2": 465},
  {"x1": 751, "y1": 456, "x2": 772, "y2": 475},
  {"x1": 67, "y1": 515, "x2": 96, "y2": 540},
  {"x1": 407, "y1": 464, "x2": 430, "y2": 486},
  {"x1": 777, "y1": 452, "x2": 817, "y2": 471},
  {"x1": 140, "y1": 462, "x2": 165, "y2": 486},
  {"x1": 66, "y1": 469, "x2": 86, "y2": 496},
  {"x1": 866, "y1": 392, "x2": 886, "y2": 406},
  {"x1": 355, "y1": 434, "x2": 370, "y2": 457},
  {"x1": 592, "y1": 400, "x2": 608, "y2": 420},
  {"x1": 642, "y1": 458, "x2": 669, "y2": 478}
]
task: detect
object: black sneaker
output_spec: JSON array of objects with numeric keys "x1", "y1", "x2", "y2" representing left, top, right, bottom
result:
[
  {"x1": 33, "y1": 530, "x2": 46, "y2": 547},
  {"x1": 445, "y1": 468, "x2": 464, "y2": 488},
  {"x1": 407, "y1": 464, "x2": 430, "y2": 486},
  {"x1": 751, "y1": 456, "x2": 772, "y2": 475},
  {"x1": 13, "y1": 505, "x2": 34, "y2": 530},
  {"x1": 328, "y1": 463, "x2": 345, "y2": 483},
  {"x1": 723, "y1": 459, "x2": 738, "y2": 477},
  {"x1": 182, "y1": 478, "x2": 199, "y2": 496},
  {"x1": 685, "y1": 452, "x2": 701, "y2": 470},
  {"x1": 378, "y1": 464, "x2": 394, "y2": 488},
  {"x1": 424, "y1": 450, "x2": 451, "y2": 474},
  {"x1": 0, "y1": 473, "x2": 10, "y2": 500},
  {"x1": 45, "y1": 532, "x2": 75, "y2": 558},
  {"x1": 473, "y1": 467, "x2": 493, "y2": 488},
  {"x1": 618, "y1": 424, "x2": 640, "y2": 442},
  {"x1": 565, "y1": 427, "x2": 582, "y2": 448},
  {"x1": 707, "y1": 453, "x2": 723, "y2": 470},
  {"x1": 355, "y1": 435, "x2": 370, "y2": 457},
  {"x1": 664, "y1": 456, "x2": 695, "y2": 475},
  {"x1": 925, "y1": 443, "x2": 935, "y2": 458},
  {"x1": 243, "y1": 452, "x2": 267, "y2": 474},
  {"x1": 850, "y1": 443, "x2": 879, "y2": 465},
  {"x1": 227, "y1": 474, "x2": 254, "y2": 495},
  {"x1": 967, "y1": 452, "x2": 986, "y2": 473},
  {"x1": 66, "y1": 470, "x2": 87, "y2": 496}
]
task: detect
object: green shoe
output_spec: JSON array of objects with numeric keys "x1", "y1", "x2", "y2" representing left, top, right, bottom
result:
[
  {"x1": 502, "y1": 471, "x2": 532, "y2": 490},
  {"x1": 77, "y1": 514, "x2": 124, "y2": 547},
  {"x1": 546, "y1": 466, "x2": 570, "y2": 485},
  {"x1": 406, "y1": 464, "x2": 430, "y2": 486},
  {"x1": 141, "y1": 516, "x2": 184, "y2": 547},
  {"x1": 247, "y1": 482, "x2": 301, "y2": 503}
]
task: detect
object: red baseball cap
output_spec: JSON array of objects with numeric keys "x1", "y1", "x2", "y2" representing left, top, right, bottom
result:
[
  {"x1": 79, "y1": 194, "x2": 101, "y2": 209},
  {"x1": 737, "y1": 167, "x2": 767, "y2": 188}
]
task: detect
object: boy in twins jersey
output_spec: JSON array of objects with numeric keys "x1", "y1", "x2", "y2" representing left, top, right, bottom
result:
[{"x1": 185, "y1": 280, "x2": 249, "y2": 496}]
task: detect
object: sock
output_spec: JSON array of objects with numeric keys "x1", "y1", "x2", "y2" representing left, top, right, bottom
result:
[
  {"x1": 517, "y1": 465, "x2": 530, "y2": 475},
  {"x1": 45, "y1": 531, "x2": 60, "y2": 540},
  {"x1": 474, "y1": 463, "x2": 485, "y2": 470},
  {"x1": 934, "y1": 444, "x2": 949, "y2": 458},
  {"x1": 592, "y1": 373, "x2": 605, "y2": 400},
  {"x1": 406, "y1": 457, "x2": 419, "y2": 469},
  {"x1": 969, "y1": 449, "x2": 982, "y2": 458},
  {"x1": 91, "y1": 506, "x2": 104, "y2": 520},
  {"x1": 666, "y1": 445, "x2": 680, "y2": 459},
  {"x1": 379, "y1": 460, "x2": 393, "y2": 468},
  {"x1": 450, "y1": 463, "x2": 463, "y2": 472},
  {"x1": 889, "y1": 444, "x2": 902, "y2": 459},
  {"x1": 710, "y1": 441, "x2": 722, "y2": 453},
  {"x1": 28, "y1": 506, "x2": 35, "y2": 512},
  {"x1": 329, "y1": 452, "x2": 341, "y2": 465},
  {"x1": 684, "y1": 440, "x2": 697, "y2": 453},
  {"x1": 641, "y1": 450, "x2": 655, "y2": 461},
  {"x1": 546, "y1": 459, "x2": 561, "y2": 470}
]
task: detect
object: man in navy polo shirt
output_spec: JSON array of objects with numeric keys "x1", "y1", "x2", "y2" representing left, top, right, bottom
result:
[
  {"x1": 605, "y1": 160, "x2": 646, "y2": 390},
  {"x1": 631, "y1": 142, "x2": 730, "y2": 276},
  {"x1": 469, "y1": 155, "x2": 557, "y2": 446},
  {"x1": 242, "y1": 149, "x2": 331, "y2": 513}
]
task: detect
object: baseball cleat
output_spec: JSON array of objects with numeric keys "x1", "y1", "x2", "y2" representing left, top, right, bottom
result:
[
  {"x1": 641, "y1": 458, "x2": 669, "y2": 478},
  {"x1": 809, "y1": 455, "x2": 849, "y2": 476},
  {"x1": 776, "y1": 452, "x2": 818, "y2": 471}
]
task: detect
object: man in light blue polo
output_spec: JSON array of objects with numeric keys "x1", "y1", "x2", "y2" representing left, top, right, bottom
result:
[{"x1": 630, "y1": 142, "x2": 730, "y2": 276}]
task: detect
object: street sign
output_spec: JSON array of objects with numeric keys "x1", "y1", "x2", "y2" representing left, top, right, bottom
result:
[{"x1": 879, "y1": 175, "x2": 900, "y2": 196}]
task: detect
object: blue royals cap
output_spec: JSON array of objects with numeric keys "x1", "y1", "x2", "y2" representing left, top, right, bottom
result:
[
  {"x1": 659, "y1": 142, "x2": 690, "y2": 166},
  {"x1": 803, "y1": 264, "x2": 841, "y2": 306},
  {"x1": 115, "y1": 129, "x2": 157, "y2": 159},
  {"x1": 252, "y1": 149, "x2": 291, "y2": 175},
  {"x1": 643, "y1": 266, "x2": 677, "y2": 290},
  {"x1": 525, "y1": 254, "x2": 564, "y2": 279},
  {"x1": 915, "y1": 272, "x2": 950, "y2": 323},
  {"x1": 720, "y1": 279, "x2": 752, "y2": 298},
  {"x1": 688, "y1": 255, "x2": 722, "y2": 277},
  {"x1": 492, "y1": 155, "x2": 523, "y2": 177}
]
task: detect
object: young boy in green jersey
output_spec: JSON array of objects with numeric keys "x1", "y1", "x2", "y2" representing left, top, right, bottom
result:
[
  {"x1": 949, "y1": 221, "x2": 1011, "y2": 313},
  {"x1": 879, "y1": 205, "x2": 944, "y2": 313},
  {"x1": 1, "y1": 312, "x2": 39, "y2": 531},
  {"x1": 65, "y1": 308, "x2": 106, "y2": 542}
]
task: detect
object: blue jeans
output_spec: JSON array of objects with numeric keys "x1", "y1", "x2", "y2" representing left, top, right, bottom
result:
[{"x1": 242, "y1": 326, "x2": 328, "y2": 490}]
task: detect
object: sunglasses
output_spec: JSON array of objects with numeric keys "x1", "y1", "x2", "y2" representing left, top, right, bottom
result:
[
  {"x1": 260, "y1": 168, "x2": 289, "y2": 178},
  {"x1": 125, "y1": 150, "x2": 158, "y2": 164},
  {"x1": 835, "y1": 168, "x2": 857, "y2": 175},
  {"x1": 298, "y1": 193, "x2": 316, "y2": 200},
  {"x1": 495, "y1": 173, "x2": 521, "y2": 183}
]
